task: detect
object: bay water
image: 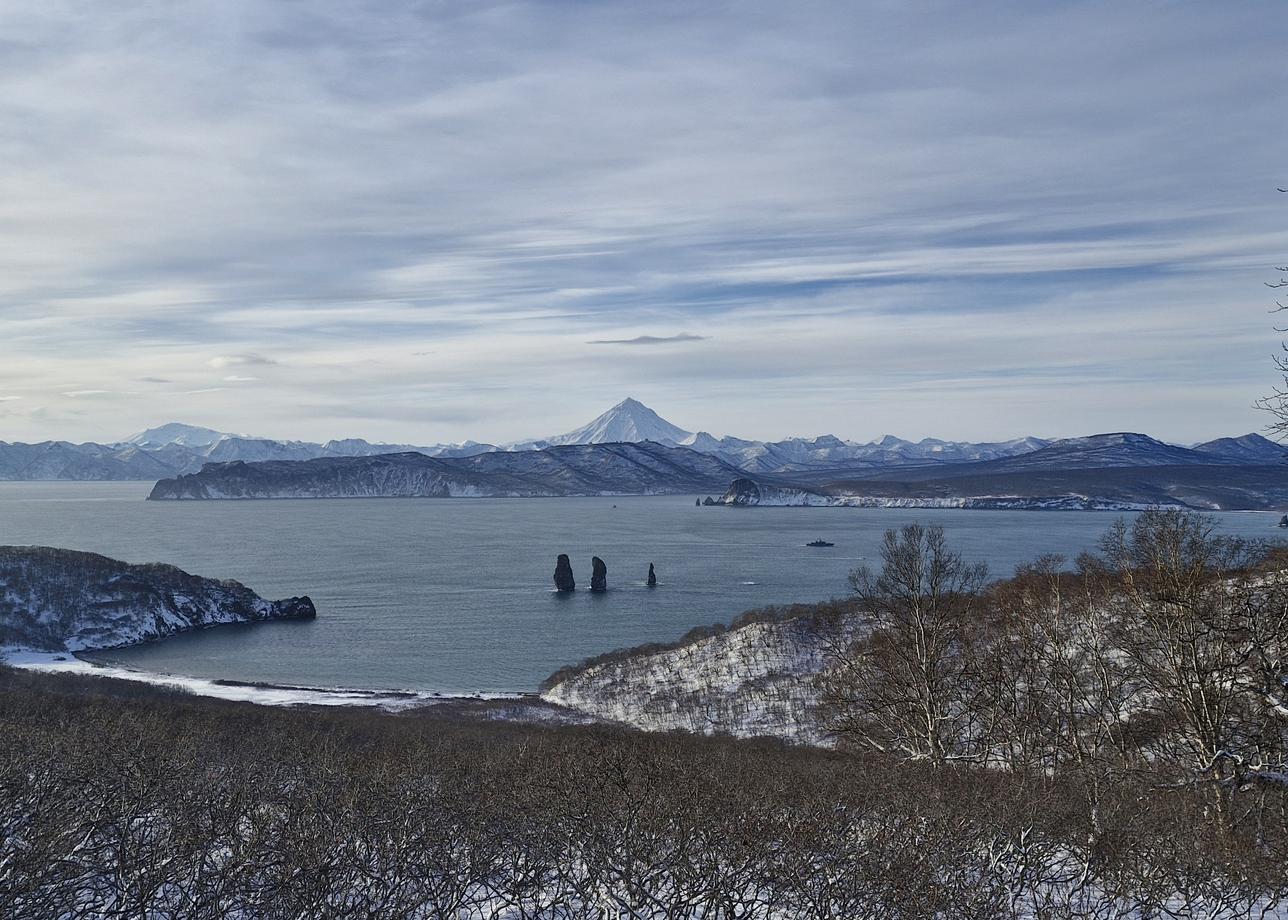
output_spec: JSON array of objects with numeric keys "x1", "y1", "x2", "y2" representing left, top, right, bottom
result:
[{"x1": 1, "y1": 482, "x2": 1281, "y2": 693}]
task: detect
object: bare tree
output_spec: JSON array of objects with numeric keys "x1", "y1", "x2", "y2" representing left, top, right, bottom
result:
[
  {"x1": 1256, "y1": 187, "x2": 1288, "y2": 436},
  {"x1": 981, "y1": 553, "x2": 1140, "y2": 835},
  {"x1": 1099, "y1": 509, "x2": 1288, "y2": 802},
  {"x1": 819, "y1": 523, "x2": 988, "y2": 765}
]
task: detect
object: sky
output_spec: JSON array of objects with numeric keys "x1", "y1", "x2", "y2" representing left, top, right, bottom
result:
[{"x1": 1, "y1": 0, "x2": 1286, "y2": 446}]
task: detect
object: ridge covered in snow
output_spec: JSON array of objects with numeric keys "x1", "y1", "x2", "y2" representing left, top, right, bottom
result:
[
  {"x1": 541, "y1": 604, "x2": 867, "y2": 745},
  {"x1": 147, "y1": 442, "x2": 746, "y2": 500},
  {"x1": 125, "y1": 422, "x2": 235, "y2": 449}
]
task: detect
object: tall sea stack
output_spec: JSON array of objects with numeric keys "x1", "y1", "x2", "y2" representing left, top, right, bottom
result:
[
  {"x1": 647, "y1": 563, "x2": 657, "y2": 587},
  {"x1": 554, "y1": 554, "x2": 575, "y2": 592},
  {"x1": 590, "y1": 556, "x2": 607, "y2": 592}
]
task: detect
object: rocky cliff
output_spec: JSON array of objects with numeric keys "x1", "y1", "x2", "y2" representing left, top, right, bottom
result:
[{"x1": 0, "y1": 546, "x2": 315, "y2": 652}]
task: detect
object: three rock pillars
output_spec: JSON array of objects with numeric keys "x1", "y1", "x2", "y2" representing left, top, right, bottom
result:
[{"x1": 553, "y1": 555, "x2": 658, "y2": 592}]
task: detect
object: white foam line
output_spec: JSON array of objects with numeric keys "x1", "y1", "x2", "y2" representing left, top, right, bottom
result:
[{"x1": 1, "y1": 649, "x2": 523, "y2": 710}]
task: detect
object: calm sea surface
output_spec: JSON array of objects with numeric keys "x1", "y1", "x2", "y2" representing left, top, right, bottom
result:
[{"x1": 1, "y1": 482, "x2": 1283, "y2": 693}]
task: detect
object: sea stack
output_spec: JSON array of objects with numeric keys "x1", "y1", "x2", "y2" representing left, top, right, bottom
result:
[
  {"x1": 647, "y1": 562, "x2": 657, "y2": 587},
  {"x1": 590, "y1": 556, "x2": 607, "y2": 592},
  {"x1": 554, "y1": 554, "x2": 575, "y2": 592}
]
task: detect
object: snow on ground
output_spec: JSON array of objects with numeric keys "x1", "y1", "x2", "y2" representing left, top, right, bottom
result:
[
  {"x1": 1, "y1": 648, "x2": 524, "y2": 710},
  {"x1": 542, "y1": 611, "x2": 866, "y2": 745},
  {"x1": 732, "y1": 490, "x2": 1157, "y2": 510}
]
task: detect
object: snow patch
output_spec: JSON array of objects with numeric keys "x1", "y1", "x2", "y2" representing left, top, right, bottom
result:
[{"x1": 1, "y1": 648, "x2": 523, "y2": 710}]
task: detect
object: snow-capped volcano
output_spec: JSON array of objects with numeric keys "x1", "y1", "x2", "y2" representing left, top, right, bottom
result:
[{"x1": 544, "y1": 398, "x2": 694, "y2": 446}]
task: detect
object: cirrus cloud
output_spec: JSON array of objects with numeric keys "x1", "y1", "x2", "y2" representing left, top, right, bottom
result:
[
  {"x1": 207, "y1": 354, "x2": 277, "y2": 370},
  {"x1": 0, "y1": 1, "x2": 1282, "y2": 445},
  {"x1": 587, "y1": 334, "x2": 708, "y2": 346}
]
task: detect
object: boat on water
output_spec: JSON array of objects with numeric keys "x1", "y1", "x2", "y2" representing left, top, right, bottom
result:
[
  {"x1": 1279, "y1": 514, "x2": 1288, "y2": 529},
  {"x1": 806, "y1": 539, "x2": 835, "y2": 547}
]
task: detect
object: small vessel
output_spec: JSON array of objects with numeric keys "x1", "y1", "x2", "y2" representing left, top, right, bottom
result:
[
  {"x1": 806, "y1": 539, "x2": 835, "y2": 548},
  {"x1": 1279, "y1": 514, "x2": 1288, "y2": 529}
]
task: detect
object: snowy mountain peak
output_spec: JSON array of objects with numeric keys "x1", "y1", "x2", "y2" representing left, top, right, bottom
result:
[
  {"x1": 124, "y1": 422, "x2": 234, "y2": 449},
  {"x1": 680, "y1": 431, "x2": 726, "y2": 451},
  {"x1": 1051, "y1": 432, "x2": 1166, "y2": 449},
  {"x1": 545, "y1": 398, "x2": 694, "y2": 446}
]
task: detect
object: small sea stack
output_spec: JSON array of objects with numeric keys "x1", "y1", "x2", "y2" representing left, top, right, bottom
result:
[
  {"x1": 590, "y1": 556, "x2": 607, "y2": 592},
  {"x1": 647, "y1": 563, "x2": 657, "y2": 587},
  {"x1": 554, "y1": 554, "x2": 576, "y2": 592}
]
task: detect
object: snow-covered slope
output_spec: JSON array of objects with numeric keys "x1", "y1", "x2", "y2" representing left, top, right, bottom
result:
[
  {"x1": 679, "y1": 429, "x2": 1053, "y2": 472},
  {"x1": 0, "y1": 441, "x2": 179, "y2": 481},
  {"x1": 677, "y1": 431, "x2": 1053, "y2": 472},
  {"x1": 0, "y1": 546, "x2": 315, "y2": 652},
  {"x1": 125, "y1": 422, "x2": 233, "y2": 449},
  {"x1": 1193, "y1": 433, "x2": 1288, "y2": 464},
  {"x1": 972, "y1": 432, "x2": 1211, "y2": 472},
  {"x1": 541, "y1": 606, "x2": 865, "y2": 745},
  {"x1": 716, "y1": 455, "x2": 1288, "y2": 510},
  {"x1": 543, "y1": 398, "x2": 694, "y2": 446},
  {"x1": 0, "y1": 431, "x2": 483, "y2": 481}
]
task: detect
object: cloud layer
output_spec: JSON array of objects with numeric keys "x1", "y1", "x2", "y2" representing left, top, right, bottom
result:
[{"x1": 0, "y1": 1, "x2": 1284, "y2": 444}]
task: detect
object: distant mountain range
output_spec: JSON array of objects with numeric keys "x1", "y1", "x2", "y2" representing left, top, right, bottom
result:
[
  {"x1": 4, "y1": 397, "x2": 1284, "y2": 483},
  {"x1": 714, "y1": 431, "x2": 1288, "y2": 511}
]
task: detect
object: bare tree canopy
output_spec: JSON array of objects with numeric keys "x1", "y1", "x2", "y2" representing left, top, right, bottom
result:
[
  {"x1": 820, "y1": 523, "x2": 988, "y2": 765},
  {"x1": 1256, "y1": 187, "x2": 1288, "y2": 436}
]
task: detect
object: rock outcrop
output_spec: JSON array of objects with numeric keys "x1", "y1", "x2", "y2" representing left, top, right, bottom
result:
[
  {"x1": 714, "y1": 478, "x2": 834, "y2": 507},
  {"x1": 647, "y1": 563, "x2": 657, "y2": 587},
  {"x1": 0, "y1": 546, "x2": 315, "y2": 652},
  {"x1": 590, "y1": 556, "x2": 607, "y2": 592},
  {"x1": 553, "y1": 554, "x2": 575, "y2": 592},
  {"x1": 720, "y1": 477, "x2": 762, "y2": 505}
]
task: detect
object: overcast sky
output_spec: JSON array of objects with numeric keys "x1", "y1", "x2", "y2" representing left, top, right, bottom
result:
[{"x1": 1, "y1": 1, "x2": 1285, "y2": 446}]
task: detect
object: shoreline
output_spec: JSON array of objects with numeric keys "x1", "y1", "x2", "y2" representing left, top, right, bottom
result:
[{"x1": 1, "y1": 648, "x2": 530, "y2": 711}]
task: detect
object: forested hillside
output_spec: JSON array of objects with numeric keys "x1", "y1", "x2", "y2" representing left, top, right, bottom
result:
[{"x1": 2, "y1": 665, "x2": 1286, "y2": 918}]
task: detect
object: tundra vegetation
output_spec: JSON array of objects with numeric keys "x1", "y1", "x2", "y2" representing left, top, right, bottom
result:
[{"x1": 2, "y1": 510, "x2": 1287, "y2": 917}]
